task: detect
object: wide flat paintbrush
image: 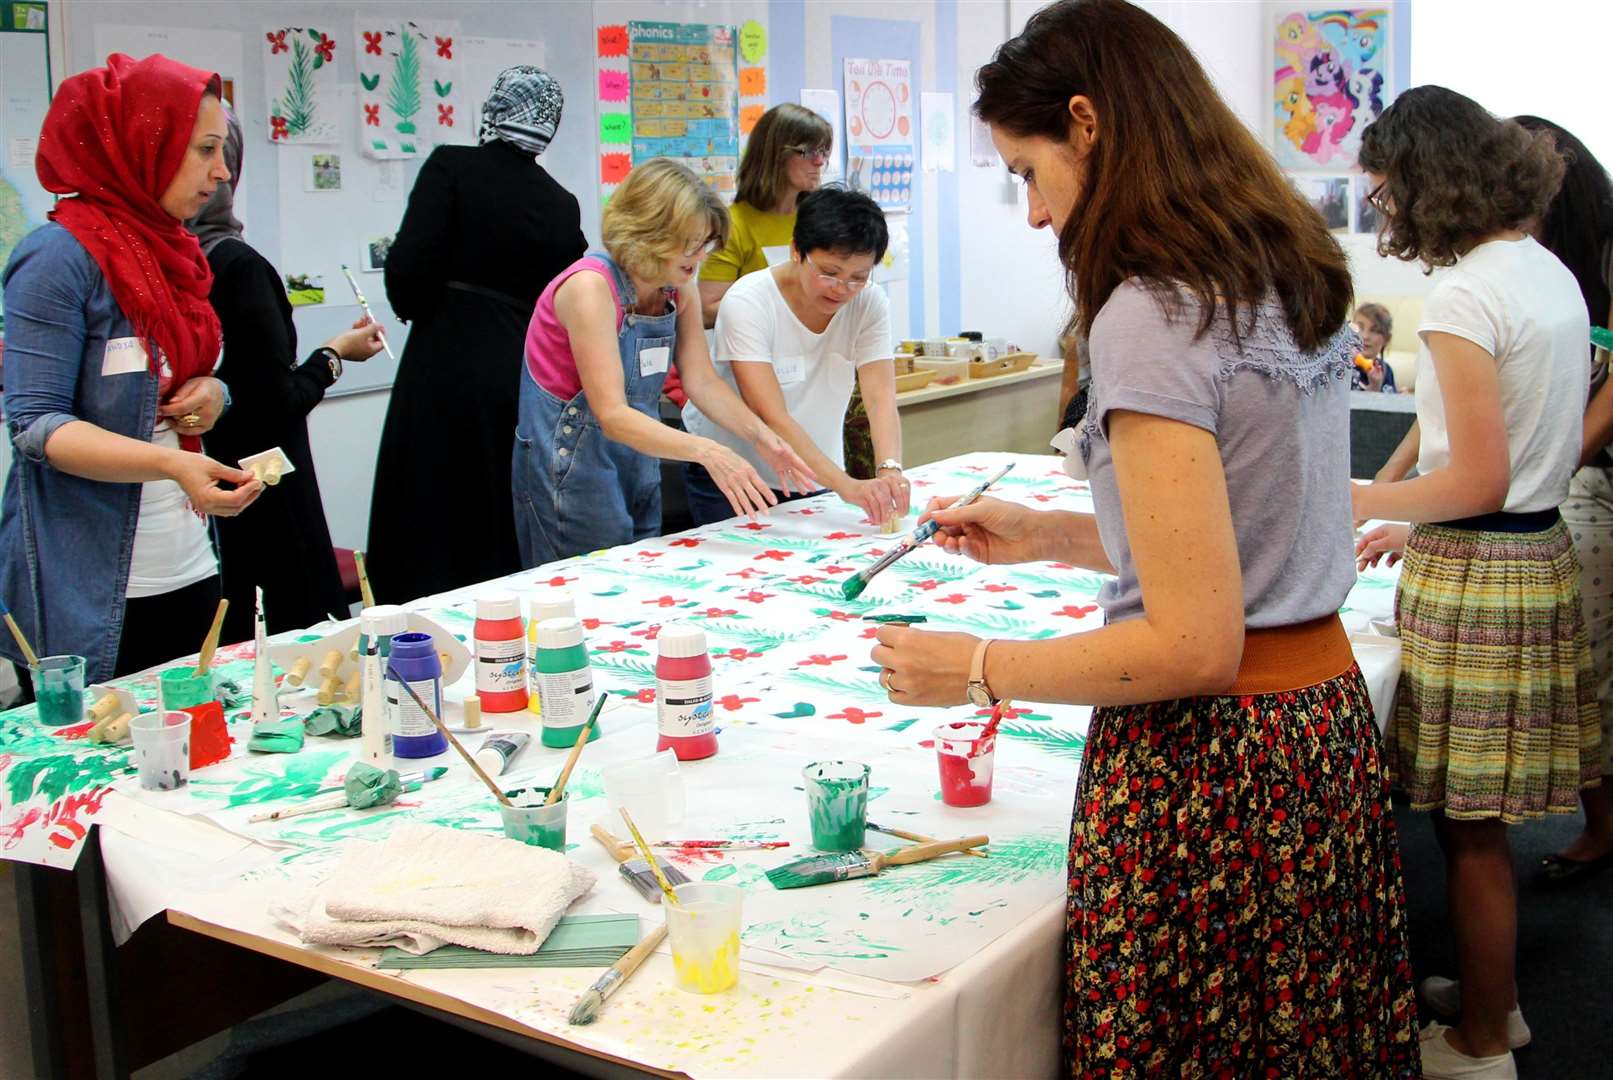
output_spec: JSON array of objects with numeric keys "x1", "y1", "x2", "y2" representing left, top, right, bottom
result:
[
  {"x1": 765, "y1": 834, "x2": 989, "y2": 890},
  {"x1": 591, "y1": 823, "x2": 690, "y2": 903}
]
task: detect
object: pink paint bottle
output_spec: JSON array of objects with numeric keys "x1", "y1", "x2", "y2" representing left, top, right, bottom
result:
[
  {"x1": 474, "y1": 594, "x2": 527, "y2": 713},
  {"x1": 655, "y1": 622, "x2": 717, "y2": 761}
]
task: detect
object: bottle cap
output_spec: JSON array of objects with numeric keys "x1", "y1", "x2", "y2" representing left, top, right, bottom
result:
[
  {"x1": 656, "y1": 622, "x2": 707, "y2": 659},
  {"x1": 530, "y1": 592, "x2": 576, "y2": 625},
  {"x1": 359, "y1": 604, "x2": 408, "y2": 638},
  {"x1": 535, "y1": 617, "x2": 584, "y2": 650},
  {"x1": 474, "y1": 746, "x2": 503, "y2": 775},
  {"x1": 476, "y1": 594, "x2": 521, "y2": 622}
]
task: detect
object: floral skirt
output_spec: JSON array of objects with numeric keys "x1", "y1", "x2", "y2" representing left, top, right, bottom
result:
[
  {"x1": 1065, "y1": 667, "x2": 1420, "y2": 1078},
  {"x1": 1392, "y1": 518, "x2": 1600, "y2": 821}
]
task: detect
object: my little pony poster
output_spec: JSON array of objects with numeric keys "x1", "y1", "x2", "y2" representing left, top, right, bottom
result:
[{"x1": 1274, "y1": 8, "x2": 1391, "y2": 169}]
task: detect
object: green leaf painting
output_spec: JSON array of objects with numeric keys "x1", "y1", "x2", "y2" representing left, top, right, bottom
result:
[
  {"x1": 276, "y1": 38, "x2": 317, "y2": 136},
  {"x1": 389, "y1": 30, "x2": 423, "y2": 134},
  {"x1": 434, "y1": 79, "x2": 452, "y2": 98},
  {"x1": 360, "y1": 72, "x2": 380, "y2": 91}
]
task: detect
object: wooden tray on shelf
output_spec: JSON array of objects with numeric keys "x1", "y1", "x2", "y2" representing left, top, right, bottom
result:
[
  {"x1": 893, "y1": 356, "x2": 940, "y2": 393},
  {"x1": 968, "y1": 351, "x2": 1037, "y2": 379}
]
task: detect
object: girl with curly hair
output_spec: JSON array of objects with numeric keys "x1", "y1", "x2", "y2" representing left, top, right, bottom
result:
[{"x1": 1353, "y1": 86, "x2": 1595, "y2": 1080}]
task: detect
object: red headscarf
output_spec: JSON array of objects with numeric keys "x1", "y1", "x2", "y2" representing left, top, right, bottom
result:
[{"x1": 35, "y1": 53, "x2": 223, "y2": 447}]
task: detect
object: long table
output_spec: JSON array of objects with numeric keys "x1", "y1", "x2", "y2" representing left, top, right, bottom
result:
[{"x1": 0, "y1": 452, "x2": 1403, "y2": 1078}]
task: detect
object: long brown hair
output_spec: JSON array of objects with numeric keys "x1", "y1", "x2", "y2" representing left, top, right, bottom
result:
[
  {"x1": 736, "y1": 103, "x2": 832, "y2": 212},
  {"x1": 974, "y1": 0, "x2": 1351, "y2": 351}
]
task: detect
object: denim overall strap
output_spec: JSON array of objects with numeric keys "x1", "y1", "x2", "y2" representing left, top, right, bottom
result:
[{"x1": 513, "y1": 252, "x2": 679, "y2": 566}]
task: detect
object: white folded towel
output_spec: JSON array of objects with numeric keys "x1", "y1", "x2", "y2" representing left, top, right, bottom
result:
[{"x1": 271, "y1": 824, "x2": 596, "y2": 955}]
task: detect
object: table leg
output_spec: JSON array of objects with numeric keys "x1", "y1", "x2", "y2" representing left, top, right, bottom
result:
[
  {"x1": 76, "y1": 830, "x2": 128, "y2": 1080},
  {"x1": 14, "y1": 862, "x2": 65, "y2": 1080}
]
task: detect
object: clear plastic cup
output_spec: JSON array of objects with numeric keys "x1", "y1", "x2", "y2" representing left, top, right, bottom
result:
[
  {"x1": 934, "y1": 722, "x2": 996, "y2": 807},
  {"x1": 802, "y1": 760, "x2": 870, "y2": 852},
  {"x1": 667, "y1": 882, "x2": 743, "y2": 994},
  {"x1": 131, "y1": 711, "x2": 192, "y2": 791},
  {"x1": 499, "y1": 787, "x2": 568, "y2": 851},
  {"x1": 601, "y1": 750, "x2": 685, "y2": 841},
  {"x1": 31, "y1": 655, "x2": 86, "y2": 727}
]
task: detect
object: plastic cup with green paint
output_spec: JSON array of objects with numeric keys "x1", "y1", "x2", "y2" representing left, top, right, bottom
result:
[
  {"x1": 802, "y1": 760, "x2": 870, "y2": 852},
  {"x1": 499, "y1": 786, "x2": 568, "y2": 850},
  {"x1": 159, "y1": 666, "x2": 216, "y2": 710},
  {"x1": 666, "y1": 882, "x2": 743, "y2": 994},
  {"x1": 31, "y1": 654, "x2": 85, "y2": 727}
]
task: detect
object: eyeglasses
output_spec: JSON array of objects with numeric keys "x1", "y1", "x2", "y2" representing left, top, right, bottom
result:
[
  {"x1": 804, "y1": 253, "x2": 870, "y2": 293},
  {"x1": 789, "y1": 146, "x2": 830, "y2": 166},
  {"x1": 680, "y1": 236, "x2": 720, "y2": 258},
  {"x1": 1366, "y1": 181, "x2": 1390, "y2": 214}
]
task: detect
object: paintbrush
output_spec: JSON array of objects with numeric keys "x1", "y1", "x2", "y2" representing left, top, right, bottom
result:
[
  {"x1": 980, "y1": 698, "x2": 1010, "y2": 742},
  {"x1": 765, "y1": 834, "x2": 989, "y2": 890},
  {"x1": 193, "y1": 598, "x2": 229, "y2": 677},
  {"x1": 867, "y1": 821, "x2": 987, "y2": 858},
  {"x1": 654, "y1": 840, "x2": 790, "y2": 851},
  {"x1": 547, "y1": 695, "x2": 606, "y2": 805},
  {"x1": 619, "y1": 807, "x2": 681, "y2": 905},
  {"x1": 0, "y1": 596, "x2": 39, "y2": 669},
  {"x1": 841, "y1": 463, "x2": 1014, "y2": 599},
  {"x1": 591, "y1": 824, "x2": 690, "y2": 902},
  {"x1": 247, "y1": 766, "x2": 446, "y2": 822},
  {"x1": 568, "y1": 922, "x2": 668, "y2": 1025},
  {"x1": 338, "y1": 265, "x2": 395, "y2": 360},
  {"x1": 388, "y1": 663, "x2": 512, "y2": 807},
  {"x1": 352, "y1": 549, "x2": 377, "y2": 610}
]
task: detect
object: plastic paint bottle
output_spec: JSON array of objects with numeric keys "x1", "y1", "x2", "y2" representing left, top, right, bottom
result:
[
  {"x1": 527, "y1": 592, "x2": 577, "y2": 715},
  {"x1": 384, "y1": 632, "x2": 448, "y2": 758},
  {"x1": 655, "y1": 622, "x2": 716, "y2": 761},
  {"x1": 474, "y1": 594, "x2": 527, "y2": 713},
  {"x1": 534, "y1": 617, "x2": 599, "y2": 748},
  {"x1": 357, "y1": 604, "x2": 408, "y2": 660}
]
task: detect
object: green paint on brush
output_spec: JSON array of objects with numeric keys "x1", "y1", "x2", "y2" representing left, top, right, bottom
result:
[
  {"x1": 840, "y1": 575, "x2": 867, "y2": 601},
  {"x1": 765, "y1": 851, "x2": 876, "y2": 890}
]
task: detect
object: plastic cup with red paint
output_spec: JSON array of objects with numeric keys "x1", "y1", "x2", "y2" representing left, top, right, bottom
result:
[{"x1": 933, "y1": 721, "x2": 995, "y2": 807}]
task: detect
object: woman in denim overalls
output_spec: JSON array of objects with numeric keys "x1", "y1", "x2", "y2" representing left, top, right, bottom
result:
[{"x1": 515, "y1": 158, "x2": 813, "y2": 567}]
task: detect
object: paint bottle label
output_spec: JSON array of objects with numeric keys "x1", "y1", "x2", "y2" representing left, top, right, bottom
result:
[
  {"x1": 657, "y1": 675, "x2": 714, "y2": 737},
  {"x1": 526, "y1": 639, "x2": 544, "y2": 714},
  {"x1": 385, "y1": 679, "x2": 439, "y2": 738},
  {"x1": 475, "y1": 636, "x2": 526, "y2": 696},
  {"x1": 538, "y1": 667, "x2": 596, "y2": 728}
]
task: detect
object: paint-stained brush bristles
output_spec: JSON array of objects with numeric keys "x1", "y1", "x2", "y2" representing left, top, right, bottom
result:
[{"x1": 568, "y1": 989, "x2": 604, "y2": 1025}]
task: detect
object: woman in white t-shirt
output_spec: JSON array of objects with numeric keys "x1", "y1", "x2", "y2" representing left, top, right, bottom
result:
[
  {"x1": 1353, "y1": 86, "x2": 1595, "y2": 1080},
  {"x1": 682, "y1": 186, "x2": 906, "y2": 527}
]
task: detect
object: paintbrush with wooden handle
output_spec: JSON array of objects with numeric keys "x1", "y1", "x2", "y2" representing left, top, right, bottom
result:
[
  {"x1": 766, "y1": 835, "x2": 989, "y2": 890},
  {"x1": 568, "y1": 922, "x2": 668, "y2": 1025}
]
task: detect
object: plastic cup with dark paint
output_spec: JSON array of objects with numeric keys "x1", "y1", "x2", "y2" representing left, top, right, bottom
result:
[
  {"x1": 131, "y1": 711, "x2": 191, "y2": 791},
  {"x1": 31, "y1": 655, "x2": 85, "y2": 727}
]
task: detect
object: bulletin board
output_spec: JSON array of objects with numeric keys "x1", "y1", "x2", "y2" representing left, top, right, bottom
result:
[{"x1": 0, "y1": 1, "x2": 52, "y2": 332}]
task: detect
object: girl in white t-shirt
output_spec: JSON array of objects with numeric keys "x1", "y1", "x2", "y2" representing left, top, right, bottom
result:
[
  {"x1": 1354, "y1": 86, "x2": 1596, "y2": 1080},
  {"x1": 682, "y1": 186, "x2": 906, "y2": 527}
]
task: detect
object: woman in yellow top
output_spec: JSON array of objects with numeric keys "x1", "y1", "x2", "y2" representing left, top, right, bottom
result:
[{"x1": 698, "y1": 104, "x2": 832, "y2": 328}]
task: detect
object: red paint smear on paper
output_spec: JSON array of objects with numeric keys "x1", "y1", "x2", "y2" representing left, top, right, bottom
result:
[
  {"x1": 597, "y1": 25, "x2": 628, "y2": 57},
  {"x1": 0, "y1": 807, "x2": 44, "y2": 849},
  {"x1": 598, "y1": 70, "x2": 630, "y2": 102},
  {"x1": 48, "y1": 788, "x2": 112, "y2": 849},
  {"x1": 54, "y1": 721, "x2": 97, "y2": 741},
  {"x1": 601, "y1": 153, "x2": 632, "y2": 184}
]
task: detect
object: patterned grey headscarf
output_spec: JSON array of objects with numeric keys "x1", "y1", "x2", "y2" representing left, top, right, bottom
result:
[
  {"x1": 478, "y1": 66, "x2": 563, "y2": 156},
  {"x1": 186, "y1": 101, "x2": 245, "y2": 256}
]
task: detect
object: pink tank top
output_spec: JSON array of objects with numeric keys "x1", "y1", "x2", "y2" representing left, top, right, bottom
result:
[{"x1": 524, "y1": 256, "x2": 623, "y2": 400}]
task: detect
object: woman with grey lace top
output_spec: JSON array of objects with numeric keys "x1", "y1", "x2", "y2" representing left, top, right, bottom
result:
[{"x1": 868, "y1": 2, "x2": 1418, "y2": 1073}]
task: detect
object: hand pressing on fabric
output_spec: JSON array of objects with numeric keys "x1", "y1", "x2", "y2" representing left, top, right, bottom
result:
[
  {"x1": 1356, "y1": 523, "x2": 1409, "y2": 572},
  {"x1": 748, "y1": 425, "x2": 817, "y2": 497},
  {"x1": 158, "y1": 375, "x2": 227, "y2": 436},
  {"x1": 170, "y1": 453, "x2": 263, "y2": 517},
  {"x1": 696, "y1": 440, "x2": 780, "y2": 520},
  {"x1": 840, "y1": 471, "x2": 909, "y2": 526},
  {"x1": 869, "y1": 624, "x2": 978, "y2": 706},
  {"x1": 324, "y1": 315, "x2": 387, "y2": 361},
  {"x1": 922, "y1": 495, "x2": 1047, "y2": 565}
]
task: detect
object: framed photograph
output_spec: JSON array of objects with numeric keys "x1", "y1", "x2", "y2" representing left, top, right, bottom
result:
[
  {"x1": 361, "y1": 234, "x2": 395, "y2": 273},
  {"x1": 309, "y1": 153, "x2": 342, "y2": 192},
  {"x1": 1353, "y1": 174, "x2": 1382, "y2": 235},
  {"x1": 1294, "y1": 175, "x2": 1350, "y2": 233},
  {"x1": 285, "y1": 273, "x2": 325, "y2": 306}
]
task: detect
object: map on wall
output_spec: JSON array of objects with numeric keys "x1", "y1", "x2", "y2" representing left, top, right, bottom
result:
[
  {"x1": 1273, "y1": 7, "x2": 1392, "y2": 169},
  {"x1": 0, "y1": 3, "x2": 52, "y2": 331}
]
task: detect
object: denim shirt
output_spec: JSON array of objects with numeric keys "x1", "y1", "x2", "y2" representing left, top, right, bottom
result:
[{"x1": 1, "y1": 223, "x2": 188, "y2": 681}]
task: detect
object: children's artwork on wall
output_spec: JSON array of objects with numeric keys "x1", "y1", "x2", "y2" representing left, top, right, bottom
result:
[
  {"x1": 844, "y1": 58, "x2": 914, "y2": 211},
  {"x1": 1296, "y1": 175, "x2": 1351, "y2": 233},
  {"x1": 263, "y1": 25, "x2": 339, "y2": 145},
  {"x1": 285, "y1": 273, "x2": 325, "y2": 306},
  {"x1": 1272, "y1": 8, "x2": 1392, "y2": 169},
  {"x1": 309, "y1": 153, "x2": 342, "y2": 192},
  {"x1": 1353, "y1": 173, "x2": 1382, "y2": 235},
  {"x1": 361, "y1": 234, "x2": 394, "y2": 272},
  {"x1": 354, "y1": 17, "x2": 463, "y2": 160}
]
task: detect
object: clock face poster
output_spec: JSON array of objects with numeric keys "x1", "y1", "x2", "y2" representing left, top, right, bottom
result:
[{"x1": 844, "y1": 58, "x2": 914, "y2": 210}]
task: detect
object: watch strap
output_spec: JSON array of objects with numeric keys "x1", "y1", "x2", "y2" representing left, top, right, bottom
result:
[{"x1": 969, "y1": 638, "x2": 996, "y2": 704}]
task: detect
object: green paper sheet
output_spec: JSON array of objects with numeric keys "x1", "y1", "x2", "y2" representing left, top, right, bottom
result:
[
  {"x1": 247, "y1": 716, "x2": 306, "y2": 753},
  {"x1": 305, "y1": 704, "x2": 361, "y2": 737},
  {"x1": 375, "y1": 913, "x2": 641, "y2": 968}
]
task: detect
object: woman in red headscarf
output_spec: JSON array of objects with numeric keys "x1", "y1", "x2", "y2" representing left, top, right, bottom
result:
[{"x1": 0, "y1": 53, "x2": 263, "y2": 686}]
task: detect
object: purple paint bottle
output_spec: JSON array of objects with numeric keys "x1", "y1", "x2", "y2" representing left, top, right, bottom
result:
[{"x1": 384, "y1": 632, "x2": 447, "y2": 758}]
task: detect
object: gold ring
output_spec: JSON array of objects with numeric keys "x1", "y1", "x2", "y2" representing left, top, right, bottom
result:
[
  {"x1": 879, "y1": 669, "x2": 895, "y2": 692},
  {"x1": 181, "y1": 412, "x2": 201, "y2": 426}
]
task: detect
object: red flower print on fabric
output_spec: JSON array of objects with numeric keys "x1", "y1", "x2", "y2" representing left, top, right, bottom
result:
[{"x1": 829, "y1": 707, "x2": 882, "y2": 724}]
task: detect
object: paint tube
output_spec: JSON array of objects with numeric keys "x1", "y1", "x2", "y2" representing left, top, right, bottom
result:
[{"x1": 473, "y1": 731, "x2": 530, "y2": 776}]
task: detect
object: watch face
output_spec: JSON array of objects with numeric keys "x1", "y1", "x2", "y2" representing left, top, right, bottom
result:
[{"x1": 966, "y1": 684, "x2": 991, "y2": 707}]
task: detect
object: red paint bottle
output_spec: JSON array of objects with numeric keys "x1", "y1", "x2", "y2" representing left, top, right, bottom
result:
[
  {"x1": 655, "y1": 622, "x2": 717, "y2": 761},
  {"x1": 474, "y1": 595, "x2": 527, "y2": 713}
]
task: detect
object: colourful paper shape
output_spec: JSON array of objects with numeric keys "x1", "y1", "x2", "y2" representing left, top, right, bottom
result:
[
  {"x1": 598, "y1": 24, "x2": 629, "y2": 57},
  {"x1": 739, "y1": 67, "x2": 766, "y2": 97},
  {"x1": 598, "y1": 70, "x2": 630, "y2": 102},
  {"x1": 740, "y1": 20, "x2": 767, "y2": 63},
  {"x1": 601, "y1": 152, "x2": 632, "y2": 184},
  {"x1": 600, "y1": 113, "x2": 632, "y2": 144},
  {"x1": 739, "y1": 104, "x2": 766, "y2": 135}
]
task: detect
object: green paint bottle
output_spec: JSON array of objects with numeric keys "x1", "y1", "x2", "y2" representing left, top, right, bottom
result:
[{"x1": 533, "y1": 617, "x2": 599, "y2": 749}]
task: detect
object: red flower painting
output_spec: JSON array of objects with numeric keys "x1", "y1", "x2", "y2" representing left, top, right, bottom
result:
[
  {"x1": 266, "y1": 30, "x2": 288, "y2": 54},
  {"x1": 363, "y1": 30, "x2": 382, "y2": 55},
  {"x1": 717, "y1": 694, "x2": 759, "y2": 712},
  {"x1": 270, "y1": 116, "x2": 289, "y2": 140},
  {"x1": 631, "y1": 688, "x2": 657, "y2": 704},
  {"x1": 595, "y1": 641, "x2": 639, "y2": 654},
  {"x1": 643, "y1": 595, "x2": 684, "y2": 608},
  {"x1": 754, "y1": 549, "x2": 792, "y2": 561},
  {"x1": 824, "y1": 531, "x2": 862, "y2": 541},
  {"x1": 670, "y1": 538, "x2": 702, "y2": 548},
  {"x1": 716, "y1": 647, "x2": 762, "y2": 661},
  {"x1": 363, "y1": 104, "x2": 381, "y2": 126},
  {"x1": 697, "y1": 608, "x2": 738, "y2": 619},
  {"x1": 314, "y1": 34, "x2": 336, "y2": 64},
  {"x1": 630, "y1": 625, "x2": 662, "y2": 641},
  {"x1": 829, "y1": 707, "x2": 882, "y2": 724},
  {"x1": 736, "y1": 590, "x2": 774, "y2": 604},
  {"x1": 542, "y1": 575, "x2": 576, "y2": 587},
  {"x1": 936, "y1": 594, "x2": 968, "y2": 605},
  {"x1": 1054, "y1": 604, "x2": 1100, "y2": 619},
  {"x1": 435, "y1": 35, "x2": 453, "y2": 58},
  {"x1": 739, "y1": 522, "x2": 772, "y2": 531},
  {"x1": 438, "y1": 104, "x2": 454, "y2": 127},
  {"x1": 798, "y1": 654, "x2": 847, "y2": 667},
  {"x1": 980, "y1": 583, "x2": 1018, "y2": 593}
]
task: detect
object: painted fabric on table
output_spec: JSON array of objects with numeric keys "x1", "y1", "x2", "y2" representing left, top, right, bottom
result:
[{"x1": 1064, "y1": 667, "x2": 1420, "y2": 1076}]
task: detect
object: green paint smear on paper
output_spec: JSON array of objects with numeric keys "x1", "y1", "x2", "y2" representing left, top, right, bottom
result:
[
  {"x1": 195, "y1": 750, "x2": 350, "y2": 807},
  {"x1": 702, "y1": 863, "x2": 770, "y2": 888},
  {"x1": 864, "y1": 834, "x2": 1065, "y2": 897},
  {"x1": 743, "y1": 913, "x2": 905, "y2": 960},
  {"x1": 883, "y1": 718, "x2": 918, "y2": 733},
  {"x1": 4, "y1": 749, "x2": 133, "y2": 805},
  {"x1": 785, "y1": 670, "x2": 888, "y2": 703},
  {"x1": 995, "y1": 722, "x2": 1087, "y2": 761}
]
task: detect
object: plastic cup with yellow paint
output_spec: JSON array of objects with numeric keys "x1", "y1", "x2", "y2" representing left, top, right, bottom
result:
[{"x1": 666, "y1": 882, "x2": 743, "y2": 994}]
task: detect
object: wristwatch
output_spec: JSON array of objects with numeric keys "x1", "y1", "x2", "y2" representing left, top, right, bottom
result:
[
  {"x1": 876, "y1": 458, "x2": 903, "y2": 473},
  {"x1": 315, "y1": 346, "x2": 342, "y2": 380},
  {"x1": 966, "y1": 639, "x2": 998, "y2": 707}
]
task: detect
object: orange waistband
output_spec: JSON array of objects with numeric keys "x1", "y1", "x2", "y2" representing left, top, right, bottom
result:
[{"x1": 1225, "y1": 614, "x2": 1354, "y2": 696}]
